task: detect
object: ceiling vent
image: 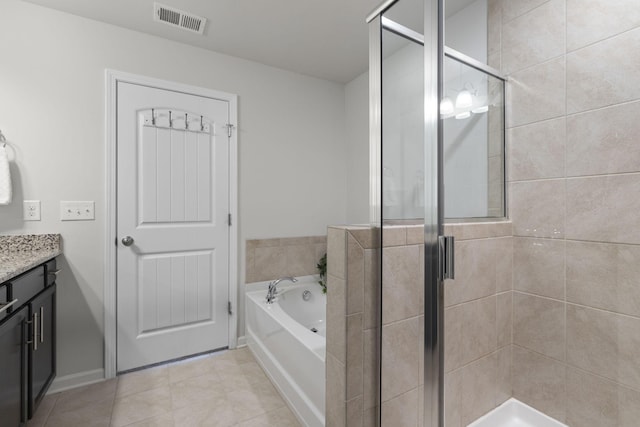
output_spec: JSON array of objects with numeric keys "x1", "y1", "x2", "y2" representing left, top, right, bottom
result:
[{"x1": 153, "y1": 3, "x2": 207, "y2": 35}]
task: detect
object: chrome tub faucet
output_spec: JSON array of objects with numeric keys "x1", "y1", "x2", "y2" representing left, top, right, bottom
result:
[{"x1": 266, "y1": 276, "x2": 297, "y2": 304}]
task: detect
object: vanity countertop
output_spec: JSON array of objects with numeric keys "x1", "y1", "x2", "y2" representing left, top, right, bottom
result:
[{"x1": 0, "y1": 234, "x2": 61, "y2": 283}]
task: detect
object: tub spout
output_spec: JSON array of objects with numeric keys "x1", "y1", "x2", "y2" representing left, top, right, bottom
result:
[{"x1": 266, "y1": 276, "x2": 298, "y2": 304}]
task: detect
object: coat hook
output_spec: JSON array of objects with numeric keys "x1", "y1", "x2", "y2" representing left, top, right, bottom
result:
[
  {"x1": 151, "y1": 109, "x2": 156, "y2": 126},
  {"x1": 185, "y1": 113, "x2": 188, "y2": 130},
  {"x1": 0, "y1": 130, "x2": 5, "y2": 147},
  {"x1": 200, "y1": 115, "x2": 204, "y2": 131},
  {"x1": 169, "y1": 111, "x2": 173, "y2": 128}
]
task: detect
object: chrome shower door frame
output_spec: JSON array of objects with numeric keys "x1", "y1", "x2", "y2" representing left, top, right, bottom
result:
[{"x1": 367, "y1": 0, "x2": 445, "y2": 426}]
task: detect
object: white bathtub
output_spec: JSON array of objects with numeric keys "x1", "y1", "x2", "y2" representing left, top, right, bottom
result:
[{"x1": 245, "y1": 277, "x2": 326, "y2": 427}]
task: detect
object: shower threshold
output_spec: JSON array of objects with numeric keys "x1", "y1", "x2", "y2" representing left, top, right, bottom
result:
[{"x1": 467, "y1": 398, "x2": 568, "y2": 427}]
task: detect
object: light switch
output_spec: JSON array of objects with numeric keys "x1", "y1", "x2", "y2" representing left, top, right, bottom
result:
[
  {"x1": 23, "y1": 200, "x2": 41, "y2": 221},
  {"x1": 60, "y1": 201, "x2": 95, "y2": 221}
]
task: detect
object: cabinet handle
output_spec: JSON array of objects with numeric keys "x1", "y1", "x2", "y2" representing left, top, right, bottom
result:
[
  {"x1": 40, "y1": 306, "x2": 44, "y2": 343},
  {"x1": 0, "y1": 299, "x2": 18, "y2": 314},
  {"x1": 32, "y1": 312, "x2": 38, "y2": 351}
]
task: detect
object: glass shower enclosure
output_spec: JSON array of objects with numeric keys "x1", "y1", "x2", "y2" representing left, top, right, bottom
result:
[{"x1": 368, "y1": 0, "x2": 506, "y2": 425}]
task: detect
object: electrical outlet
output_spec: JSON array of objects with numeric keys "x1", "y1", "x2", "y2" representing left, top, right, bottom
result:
[
  {"x1": 23, "y1": 200, "x2": 41, "y2": 221},
  {"x1": 60, "y1": 201, "x2": 95, "y2": 221}
]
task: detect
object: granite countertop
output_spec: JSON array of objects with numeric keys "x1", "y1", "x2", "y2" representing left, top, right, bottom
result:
[{"x1": 0, "y1": 234, "x2": 62, "y2": 283}]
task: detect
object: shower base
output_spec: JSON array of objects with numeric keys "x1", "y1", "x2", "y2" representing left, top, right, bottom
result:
[{"x1": 468, "y1": 398, "x2": 568, "y2": 427}]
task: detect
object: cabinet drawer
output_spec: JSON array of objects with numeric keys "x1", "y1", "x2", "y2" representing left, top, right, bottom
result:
[{"x1": 10, "y1": 266, "x2": 45, "y2": 306}]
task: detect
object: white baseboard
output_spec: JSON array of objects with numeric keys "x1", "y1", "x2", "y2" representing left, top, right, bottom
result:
[
  {"x1": 48, "y1": 369, "x2": 105, "y2": 394},
  {"x1": 237, "y1": 336, "x2": 247, "y2": 347}
]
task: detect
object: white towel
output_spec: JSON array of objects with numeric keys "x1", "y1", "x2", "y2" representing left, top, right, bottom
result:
[{"x1": 0, "y1": 145, "x2": 12, "y2": 205}]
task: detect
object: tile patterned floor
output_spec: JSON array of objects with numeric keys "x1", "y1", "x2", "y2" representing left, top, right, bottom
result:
[{"x1": 28, "y1": 348, "x2": 302, "y2": 427}]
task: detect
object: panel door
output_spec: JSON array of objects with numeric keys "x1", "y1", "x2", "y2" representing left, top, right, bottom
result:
[{"x1": 117, "y1": 82, "x2": 230, "y2": 372}]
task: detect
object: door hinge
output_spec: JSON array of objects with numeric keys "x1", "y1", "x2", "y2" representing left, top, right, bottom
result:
[
  {"x1": 228, "y1": 301, "x2": 233, "y2": 316},
  {"x1": 226, "y1": 123, "x2": 235, "y2": 138},
  {"x1": 438, "y1": 235, "x2": 455, "y2": 281},
  {"x1": 228, "y1": 213, "x2": 232, "y2": 226}
]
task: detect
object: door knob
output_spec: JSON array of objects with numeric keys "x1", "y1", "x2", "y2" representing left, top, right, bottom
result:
[{"x1": 122, "y1": 236, "x2": 134, "y2": 246}]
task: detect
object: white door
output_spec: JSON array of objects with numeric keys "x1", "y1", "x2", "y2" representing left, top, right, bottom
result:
[{"x1": 116, "y1": 82, "x2": 230, "y2": 372}]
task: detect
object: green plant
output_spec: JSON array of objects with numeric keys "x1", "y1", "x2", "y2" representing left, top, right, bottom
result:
[{"x1": 317, "y1": 253, "x2": 327, "y2": 294}]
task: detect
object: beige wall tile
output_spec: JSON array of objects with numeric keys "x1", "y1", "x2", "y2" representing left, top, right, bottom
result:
[
  {"x1": 567, "y1": 304, "x2": 640, "y2": 391},
  {"x1": 445, "y1": 304, "x2": 463, "y2": 373},
  {"x1": 328, "y1": 227, "x2": 347, "y2": 279},
  {"x1": 245, "y1": 247, "x2": 256, "y2": 283},
  {"x1": 566, "y1": 101, "x2": 640, "y2": 177},
  {"x1": 346, "y1": 314, "x2": 363, "y2": 401},
  {"x1": 284, "y1": 244, "x2": 318, "y2": 277},
  {"x1": 253, "y1": 246, "x2": 287, "y2": 282},
  {"x1": 406, "y1": 225, "x2": 424, "y2": 245},
  {"x1": 566, "y1": 174, "x2": 640, "y2": 244},
  {"x1": 497, "y1": 292, "x2": 513, "y2": 348},
  {"x1": 347, "y1": 235, "x2": 365, "y2": 315},
  {"x1": 513, "y1": 237, "x2": 565, "y2": 299},
  {"x1": 346, "y1": 396, "x2": 363, "y2": 427},
  {"x1": 382, "y1": 226, "x2": 407, "y2": 247},
  {"x1": 619, "y1": 384, "x2": 640, "y2": 427},
  {"x1": 326, "y1": 353, "x2": 346, "y2": 427},
  {"x1": 364, "y1": 249, "x2": 379, "y2": 330},
  {"x1": 507, "y1": 57, "x2": 565, "y2": 127},
  {"x1": 246, "y1": 238, "x2": 280, "y2": 250},
  {"x1": 382, "y1": 245, "x2": 421, "y2": 324},
  {"x1": 502, "y1": 0, "x2": 565, "y2": 74},
  {"x1": 445, "y1": 239, "x2": 497, "y2": 307},
  {"x1": 509, "y1": 180, "x2": 565, "y2": 239},
  {"x1": 567, "y1": 27, "x2": 640, "y2": 114},
  {"x1": 488, "y1": 0, "x2": 502, "y2": 59},
  {"x1": 567, "y1": 241, "x2": 640, "y2": 317},
  {"x1": 495, "y1": 237, "x2": 513, "y2": 293},
  {"x1": 445, "y1": 368, "x2": 462, "y2": 427},
  {"x1": 381, "y1": 388, "x2": 419, "y2": 426},
  {"x1": 508, "y1": 118, "x2": 565, "y2": 181},
  {"x1": 327, "y1": 275, "x2": 346, "y2": 363},
  {"x1": 514, "y1": 293, "x2": 565, "y2": 360},
  {"x1": 512, "y1": 346, "x2": 566, "y2": 422},
  {"x1": 349, "y1": 227, "x2": 381, "y2": 250},
  {"x1": 567, "y1": 0, "x2": 640, "y2": 51},
  {"x1": 461, "y1": 297, "x2": 498, "y2": 367},
  {"x1": 502, "y1": 0, "x2": 550, "y2": 23},
  {"x1": 363, "y1": 328, "x2": 379, "y2": 411},
  {"x1": 566, "y1": 367, "x2": 618, "y2": 427},
  {"x1": 381, "y1": 317, "x2": 420, "y2": 401},
  {"x1": 496, "y1": 346, "x2": 512, "y2": 405},
  {"x1": 461, "y1": 354, "x2": 498, "y2": 426},
  {"x1": 444, "y1": 221, "x2": 513, "y2": 240}
]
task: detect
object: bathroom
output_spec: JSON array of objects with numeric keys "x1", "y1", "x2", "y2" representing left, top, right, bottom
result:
[{"x1": 0, "y1": 0, "x2": 639, "y2": 426}]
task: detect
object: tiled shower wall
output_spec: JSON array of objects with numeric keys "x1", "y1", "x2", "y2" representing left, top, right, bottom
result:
[
  {"x1": 326, "y1": 222, "x2": 514, "y2": 426},
  {"x1": 491, "y1": 0, "x2": 640, "y2": 424},
  {"x1": 245, "y1": 236, "x2": 326, "y2": 283}
]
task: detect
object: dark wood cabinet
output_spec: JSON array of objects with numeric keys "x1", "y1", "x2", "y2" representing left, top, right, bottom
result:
[
  {"x1": 0, "y1": 258, "x2": 57, "y2": 427},
  {"x1": 0, "y1": 306, "x2": 28, "y2": 427}
]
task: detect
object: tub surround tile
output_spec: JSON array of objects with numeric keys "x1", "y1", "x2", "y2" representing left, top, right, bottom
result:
[
  {"x1": 346, "y1": 313, "x2": 364, "y2": 400},
  {"x1": 567, "y1": 304, "x2": 640, "y2": 391},
  {"x1": 253, "y1": 246, "x2": 287, "y2": 282},
  {"x1": 567, "y1": 27, "x2": 640, "y2": 114},
  {"x1": 566, "y1": 241, "x2": 640, "y2": 317},
  {"x1": 514, "y1": 293, "x2": 565, "y2": 361},
  {"x1": 326, "y1": 275, "x2": 346, "y2": 364},
  {"x1": 507, "y1": 57, "x2": 566, "y2": 128},
  {"x1": 567, "y1": 101, "x2": 640, "y2": 177},
  {"x1": 513, "y1": 237, "x2": 565, "y2": 299},
  {"x1": 346, "y1": 235, "x2": 365, "y2": 315},
  {"x1": 328, "y1": 228, "x2": 347, "y2": 280},
  {"x1": 348, "y1": 227, "x2": 380, "y2": 250},
  {"x1": 509, "y1": 179, "x2": 565, "y2": 239},
  {"x1": 363, "y1": 329, "x2": 379, "y2": 411},
  {"x1": 512, "y1": 346, "x2": 567, "y2": 423},
  {"x1": 326, "y1": 353, "x2": 347, "y2": 427},
  {"x1": 284, "y1": 244, "x2": 318, "y2": 277},
  {"x1": 566, "y1": 174, "x2": 640, "y2": 245},
  {"x1": 502, "y1": 0, "x2": 565, "y2": 75},
  {"x1": 363, "y1": 249, "x2": 379, "y2": 330},
  {"x1": 508, "y1": 118, "x2": 565, "y2": 182}
]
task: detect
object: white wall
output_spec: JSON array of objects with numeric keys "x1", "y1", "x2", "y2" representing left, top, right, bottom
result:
[{"x1": 0, "y1": 0, "x2": 347, "y2": 378}]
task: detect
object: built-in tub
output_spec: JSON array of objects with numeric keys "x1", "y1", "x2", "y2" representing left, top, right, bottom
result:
[{"x1": 245, "y1": 277, "x2": 326, "y2": 427}]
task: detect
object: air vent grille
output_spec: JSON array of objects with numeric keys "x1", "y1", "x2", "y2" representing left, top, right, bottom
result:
[{"x1": 153, "y1": 3, "x2": 207, "y2": 35}]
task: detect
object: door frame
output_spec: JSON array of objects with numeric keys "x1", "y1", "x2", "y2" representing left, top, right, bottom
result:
[{"x1": 104, "y1": 69, "x2": 238, "y2": 379}]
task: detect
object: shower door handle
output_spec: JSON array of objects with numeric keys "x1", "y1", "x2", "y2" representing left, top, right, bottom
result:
[{"x1": 439, "y1": 235, "x2": 455, "y2": 280}]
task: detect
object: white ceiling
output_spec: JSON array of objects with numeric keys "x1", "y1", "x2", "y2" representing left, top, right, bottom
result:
[{"x1": 23, "y1": 0, "x2": 479, "y2": 84}]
